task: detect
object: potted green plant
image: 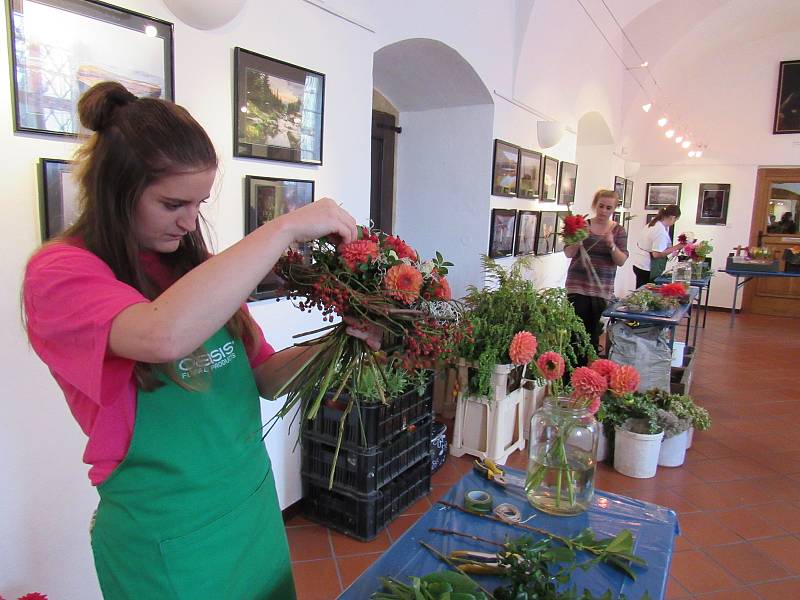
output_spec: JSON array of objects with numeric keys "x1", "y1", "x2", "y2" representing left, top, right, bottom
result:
[
  {"x1": 655, "y1": 408, "x2": 692, "y2": 467},
  {"x1": 646, "y1": 388, "x2": 711, "y2": 450}
]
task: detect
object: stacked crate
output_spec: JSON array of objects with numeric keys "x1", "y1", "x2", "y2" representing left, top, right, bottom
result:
[{"x1": 301, "y1": 382, "x2": 433, "y2": 541}]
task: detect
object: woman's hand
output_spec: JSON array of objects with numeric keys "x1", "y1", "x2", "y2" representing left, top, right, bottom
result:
[
  {"x1": 274, "y1": 197, "x2": 359, "y2": 246},
  {"x1": 343, "y1": 316, "x2": 382, "y2": 351},
  {"x1": 605, "y1": 230, "x2": 616, "y2": 247}
]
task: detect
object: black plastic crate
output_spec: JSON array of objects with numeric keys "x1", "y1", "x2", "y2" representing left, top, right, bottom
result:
[
  {"x1": 301, "y1": 416, "x2": 431, "y2": 494},
  {"x1": 302, "y1": 456, "x2": 432, "y2": 541},
  {"x1": 304, "y1": 382, "x2": 433, "y2": 448}
]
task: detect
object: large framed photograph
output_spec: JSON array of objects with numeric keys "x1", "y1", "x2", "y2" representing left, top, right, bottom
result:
[
  {"x1": 234, "y1": 47, "x2": 325, "y2": 164},
  {"x1": 514, "y1": 210, "x2": 539, "y2": 256},
  {"x1": 7, "y1": 0, "x2": 174, "y2": 137},
  {"x1": 613, "y1": 176, "x2": 625, "y2": 200},
  {"x1": 773, "y1": 60, "x2": 800, "y2": 134},
  {"x1": 38, "y1": 158, "x2": 78, "y2": 240},
  {"x1": 245, "y1": 176, "x2": 314, "y2": 299},
  {"x1": 491, "y1": 140, "x2": 519, "y2": 197},
  {"x1": 696, "y1": 183, "x2": 730, "y2": 225},
  {"x1": 517, "y1": 149, "x2": 542, "y2": 200},
  {"x1": 488, "y1": 208, "x2": 517, "y2": 258},
  {"x1": 646, "y1": 213, "x2": 675, "y2": 242},
  {"x1": 535, "y1": 211, "x2": 558, "y2": 255},
  {"x1": 623, "y1": 179, "x2": 634, "y2": 208},
  {"x1": 557, "y1": 161, "x2": 578, "y2": 205},
  {"x1": 540, "y1": 156, "x2": 558, "y2": 202},
  {"x1": 645, "y1": 182, "x2": 682, "y2": 209}
]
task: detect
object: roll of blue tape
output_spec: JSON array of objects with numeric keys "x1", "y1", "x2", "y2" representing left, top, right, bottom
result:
[{"x1": 464, "y1": 489, "x2": 493, "y2": 513}]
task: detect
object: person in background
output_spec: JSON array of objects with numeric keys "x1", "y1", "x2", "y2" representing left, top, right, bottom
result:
[
  {"x1": 632, "y1": 205, "x2": 685, "y2": 288},
  {"x1": 775, "y1": 211, "x2": 798, "y2": 234},
  {"x1": 22, "y1": 81, "x2": 377, "y2": 599},
  {"x1": 564, "y1": 189, "x2": 629, "y2": 355}
]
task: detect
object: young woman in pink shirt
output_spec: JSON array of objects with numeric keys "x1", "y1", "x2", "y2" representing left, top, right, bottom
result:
[{"x1": 23, "y1": 81, "x2": 375, "y2": 599}]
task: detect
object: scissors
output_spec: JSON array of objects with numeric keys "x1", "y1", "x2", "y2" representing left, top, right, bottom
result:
[{"x1": 472, "y1": 458, "x2": 526, "y2": 490}]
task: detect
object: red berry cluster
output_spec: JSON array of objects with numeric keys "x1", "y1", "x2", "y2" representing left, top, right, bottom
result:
[
  {"x1": 400, "y1": 320, "x2": 474, "y2": 370},
  {"x1": 296, "y1": 274, "x2": 352, "y2": 321}
]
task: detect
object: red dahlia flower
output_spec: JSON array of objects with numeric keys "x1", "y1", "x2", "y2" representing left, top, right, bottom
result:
[
  {"x1": 537, "y1": 351, "x2": 565, "y2": 381},
  {"x1": 563, "y1": 214, "x2": 588, "y2": 236},
  {"x1": 509, "y1": 331, "x2": 538, "y2": 365},
  {"x1": 385, "y1": 235, "x2": 418, "y2": 261},
  {"x1": 657, "y1": 282, "x2": 687, "y2": 297},
  {"x1": 432, "y1": 276, "x2": 452, "y2": 300},
  {"x1": 570, "y1": 367, "x2": 608, "y2": 405},
  {"x1": 383, "y1": 264, "x2": 423, "y2": 304},
  {"x1": 588, "y1": 358, "x2": 619, "y2": 385},
  {"x1": 339, "y1": 240, "x2": 380, "y2": 270}
]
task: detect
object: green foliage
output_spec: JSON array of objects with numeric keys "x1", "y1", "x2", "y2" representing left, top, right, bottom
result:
[
  {"x1": 644, "y1": 388, "x2": 711, "y2": 431},
  {"x1": 373, "y1": 571, "x2": 488, "y2": 599},
  {"x1": 655, "y1": 408, "x2": 691, "y2": 439},
  {"x1": 457, "y1": 257, "x2": 594, "y2": 396},
  {"x1": 623, "y1": 289, "x2": 676, "y2": 312},
  {"x1": 596, "y1": 392, "x2": 660, "y2": 434}
]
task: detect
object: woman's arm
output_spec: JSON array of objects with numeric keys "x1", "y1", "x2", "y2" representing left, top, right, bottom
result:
[
  {"x1": 650, "y1": 242, "x2": 684, "y2": 259},
  {"x1": 606, "y1": 228, "x2": 628, "y2": 267},
  {"x1": 109, "y1": 198, "x2": 358, "y2": 363}
]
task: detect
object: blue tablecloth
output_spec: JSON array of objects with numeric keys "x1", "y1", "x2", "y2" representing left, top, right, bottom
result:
[{"x1": 339, "y1": 468, "x2": 679, "y2": 599}]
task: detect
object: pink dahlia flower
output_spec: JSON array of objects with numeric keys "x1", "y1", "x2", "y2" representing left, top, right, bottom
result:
[
  {"x1": 570, "y1": 367, "x2": 608, "y2": 405},
  {"x1": 537, "y1": 351, "x2": 565, "y2": 381},
  {"x1": 509, "y1": 331, "x2": 538, "y2": 365},
  {"x1": 588, "y1": 359, "x2": 619, "y2": 385}
]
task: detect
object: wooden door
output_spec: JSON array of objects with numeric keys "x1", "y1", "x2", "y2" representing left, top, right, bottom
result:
[
  {"x1": 743, "y1": 168, "x2": 800, "y2": 317},
  {"x1": 370, "y1": 110, "x2": 397, "y2": 234}
]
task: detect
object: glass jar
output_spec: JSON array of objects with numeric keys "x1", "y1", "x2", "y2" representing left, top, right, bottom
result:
[
  {"x1": 672, "y1": 259, "x2": 692, "y2": 286},
  {"x1": 526, "y1": 397, "x2": 599, "y2": 516},
  {"x1": 691, "y1": 260, "x2": 705, "y2": 280}
]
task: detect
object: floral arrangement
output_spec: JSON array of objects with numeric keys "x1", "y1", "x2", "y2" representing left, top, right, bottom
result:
[
  {"x1": 455, "y1": 258, "x2": 594, "y2": 397},
  {"x1": 748, "y1": 246, "x2": 772, "y2": 260},
  {"x1": 675, "y1": 233, "x2": 713, "y2": 262},
  {"x1": 0, "y1": 594, "x2": 49, "y2": 600},
  {"x1": 271, "y1": 227, "x2": 469, "y2": 427},
  {"x1": 559, "y1": 213, "x2": 601, "y2": 289},
  {"x1": 622, "y1": 288, "x2": 680, "y2": 313}
]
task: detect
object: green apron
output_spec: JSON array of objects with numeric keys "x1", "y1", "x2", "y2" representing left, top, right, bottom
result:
[
  {"x1": 90, "y1": 328, "x2": 295, "y2": 599},
  {"x1": 649, "y1": 256, "x2": 668, "y2": 281}
]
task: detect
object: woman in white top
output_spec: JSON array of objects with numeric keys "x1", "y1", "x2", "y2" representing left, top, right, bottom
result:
[{"x1": 632, "y1": 205, "x2": 685, "y2": 288}]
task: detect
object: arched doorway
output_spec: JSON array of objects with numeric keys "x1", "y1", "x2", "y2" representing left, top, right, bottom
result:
[{"x1": 372, "y1": 38, "x2": 493, "y2": 297}]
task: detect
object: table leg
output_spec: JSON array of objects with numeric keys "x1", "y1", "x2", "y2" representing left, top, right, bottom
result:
[
  {"x1": 702, "y1": 280, "x2": 710, "y2": 328},
  {"x1": 685, "y1": 302, "x2": 691, "y2": 347},
  {"x1": 730, "y1": 276, "x2": 739, "y2": 328},
  {"x1": 692, "y1": 289, "x2": 701, "y2": 348}
]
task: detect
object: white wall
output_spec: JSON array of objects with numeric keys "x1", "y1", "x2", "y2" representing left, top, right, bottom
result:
[{"x1": 1, "y1": 1, "x2": 632, "y2": 598}]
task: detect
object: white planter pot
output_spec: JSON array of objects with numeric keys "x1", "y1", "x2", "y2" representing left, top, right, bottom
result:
[
  {"x1": 658, "y1": 430, "x2": 689, "y2": 467},
  {"x1": 686, "y1": 426, "x2": 694, "y2": 449},
  {"x1": 596, "y1": 428, "x2": 609, "y2": 463},
  {"x1": 613, "y1": 421, "x2": 664, "y2": 479}
]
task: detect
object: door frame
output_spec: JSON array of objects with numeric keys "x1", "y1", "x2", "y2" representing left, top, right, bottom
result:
[{"x1": 743, "y1": 167, "x2": 800, "y2": 311}]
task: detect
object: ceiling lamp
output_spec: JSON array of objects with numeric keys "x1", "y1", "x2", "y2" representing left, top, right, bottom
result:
[
  {"x1": 537, "y1": 120, "x2": 566, "y2": 149},
  {"x1": 641, "y1": 103, "x2": 652, "y2": 112},
  {"x1": 665, "y1": 129, "x2": 675, "y2": 139},
  {"x1": 695, "y1": 150, "x2": 703, "y2": 158},
  {"x1": 675, "y1": 135, "x2": 683, "y2": 143},
  {"x1": 681, "y1": 140, "x2": 691, "y2": 149},
  {"x1": 688, "y1": 151, "x2": 696, "y2": 157},
  {"x1": 657, "y1": 117, "x2": 668, "y2": 127},
  {"x1": 640, "y1": 61, "x2": 649, "y2": 68}
]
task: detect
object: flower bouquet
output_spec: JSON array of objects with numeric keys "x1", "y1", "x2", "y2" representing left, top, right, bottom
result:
[
  {"x1": 559, "y1": 213, "x2": 602, "y2": 289},
  {"x1": 271, "y1": 228, "x2": 468, "y2": 443},
  {"x1": 521, "y1": 336, "x2": 640, "y2": 514},
  {"x1": 675, "y1": 233, "x2": 713, "y2": 279},
  {"x1": 621, "y1": 287, "x2": 680, "y2": 314}
]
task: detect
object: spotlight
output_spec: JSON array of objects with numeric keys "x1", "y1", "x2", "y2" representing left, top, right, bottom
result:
[
  {"x1": 688, "y1": 151, "x2": 696, "y2": 157},
  {"x1": 665, "y1": 129, "x2": 675, "y2": 139},
  {"x1": 657, "y1": 117, "x2": 668, "y2": 127},
  {"x1": 675, "y1": 136, "x2": 683, "y2": 143},
  {"x1": 144, "y1": 25, "x2": 158, "y2": 37},
  {"x1": 640, "y1": 61, "x2": 649, "y2": 68},
  {"x1": 695, "y1": 150, "x2": 703, "y2": 158},
  {"x1": 681, "y1": 140, "x2": 691, "y2": 149},
  {"x1": 642, "y1": 103, "x2": 652, "y2": 112}
]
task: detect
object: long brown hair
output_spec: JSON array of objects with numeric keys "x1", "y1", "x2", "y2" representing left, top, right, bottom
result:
[
  {"x1": 647, "y1": 205, "x2": 681, "y2": 227},
  {"x1": 65, "y1": 81, "x2": 254, "y2": 390}
]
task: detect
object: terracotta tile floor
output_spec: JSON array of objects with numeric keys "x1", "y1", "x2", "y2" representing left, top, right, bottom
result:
[{"x1": 286, "y1": 311, "x2": 800, "y2": 599}]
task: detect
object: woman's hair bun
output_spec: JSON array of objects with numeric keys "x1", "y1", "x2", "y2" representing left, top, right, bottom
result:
[{"x1": 77, "y1": 81, "x2": 137, "y2": 132}]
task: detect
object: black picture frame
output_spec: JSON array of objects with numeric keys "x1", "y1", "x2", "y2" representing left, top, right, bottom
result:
[
  {"x1": 614, "y1": 176, "x2": 625, "y2": 200},
  {"x1": 623, "y1": 178, "x2": 634, "y2": 208},
  {"x1": 514, "y1": 210, "x2": 539, "y2": 256},
  {"x1": 491, "y1": 140, "x2": 519, "y2": 197},
  {"x1": 489, "y1": 208, "x2": 517, "y2": 258},
  {"x1": 234, "y1": 47, "x2": 325, "y2": 164},
  {"x1": 646, "y1": 213, "x2": 675, "y2": 242},
  {"x1": 7, "y1": 0, "x2": 174, "y2": 137},
  {"x1": 245, "y1": 175, "x2": 315, "y2": 299},
  {"x1": 38, "y1": 158, "x2": 78, "y2": 240},
  {"x1": 696, "y1": 183, "x2": 730, "y2": 225},
  {"x1": 611, "y1": 212, "x2": 621, "y2": 223},
  {"x1": 554, "y1": 212, "x2": 567, "y2": 252},
  {"x1": 645, "y1": 182, "x2": 682, "y2": 209},
  {"x1": 535, "y1": 211, "x2": 558, "y2": 255},
  {"x1": 541, "y1": 156, "x2": 558, "y2": 202},
  {"x1": 623, "y1": 213, "x2": 634, "y2": 235},
  {"x1": 517, "y1": 149, "x2": 542, "y2": 200},
  {"x1": 773, "y1": 60, "x2": 800, "y2": 134},
  {"x1": 557, "y1": 161, "x2": 578, "y2": 205}
]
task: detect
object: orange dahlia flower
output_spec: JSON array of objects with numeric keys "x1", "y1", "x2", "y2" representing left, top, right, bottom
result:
[
  {"x1": 609, "y1": 364, "x2": 640, "y2": 396},
  {"x1": 339, "y1": 240, "x2": 379, "y2": 270},
  {"x1": 433, "y1": 276, "x2": 452, "y2": 301},
  {"x1": 588, "y1": 359, "x2": 619, "y2": 385},
  {"x1": 509, "y1": 331, "x2": 538, "y2": 365},
  {"x1": 537, "y1": 351, "x2": 565, "y2": 381},
  {"x1": 383, "y1": 264, "x2": 423, "y2": 304}
]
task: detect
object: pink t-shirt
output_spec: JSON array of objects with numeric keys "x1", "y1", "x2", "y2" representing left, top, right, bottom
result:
[{"x1": 23, "y1": 241, "x2": 274, "y2": 486}]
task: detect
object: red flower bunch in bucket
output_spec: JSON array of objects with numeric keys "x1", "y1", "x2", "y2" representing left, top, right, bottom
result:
[
  {"x1": 560, "y1": 214, "x2": 589, "y2": 246},
  {"x1": 272, "y1": 227, "x2": 470, "y2": 426}
]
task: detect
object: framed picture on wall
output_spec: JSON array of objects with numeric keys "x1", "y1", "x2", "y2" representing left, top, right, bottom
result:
[
  {"x1": 611, "y1": 212, "x2": 621, "y2": 223},
  {"x1": 234, "y1": 47, "x2": 325, "y2": 164},
  {"x1": 696, "y1": 183, "x2": 730, "y2": 225},
  {"x1": 773, "y1": 60, "x2": 800, "y2": 134},
  {"x1": 514, "y1": 210, "x2": 539, "y2": 256},
  {"x1": 491, "y1": 140, "x2": 519, "y2": 196},
  {"x1": 623, "y1": 179, "x2": 634, "y2": 208},
  {"x1": 623, "y1": 213, "x2": 634, "y2": 235},
  {"x1": 541, "y1": 156, "x2": 558, "y2": 201},
  {"x1": 245, "y1": 176, "x2": 315, "y2": 298},
  {"x1": 489, "y1": 209, "x2": 517, "y2": 258},
  {"x1": 646, "y1": 213, "x2": 675, "y2": 242},
  {"x1": 517, "y1": 149, "x2": 542, "y2": 200},
  {"x1": 557, "y1": 161, "x2": 578, "y2": 205},
  {"x1": 38, "y1": 158, "x2": 78, "y2": 240},
  {"x1": 535, "y1": 211, "x2": 558, "y2": 255},
  {"x1": 554, "y1": 213, "x2": 567, "y2": 252},
  {"x1": 645, "y1": 182, "x2": 682, "y2": 209},
  {"x1": 7, "y1": 0, "x2": 174, "y2": 137},
  {"x1": 614, "y1": 176, "x2": 625, "y2": 200}
]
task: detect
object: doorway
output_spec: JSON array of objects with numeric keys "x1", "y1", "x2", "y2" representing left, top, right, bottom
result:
[
  {"x1": 743, "y1": 167, "x2": 800, "y2": 317},
  {"x1": 370, "y1": 110, "x2": 397, "y2": 233}
]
